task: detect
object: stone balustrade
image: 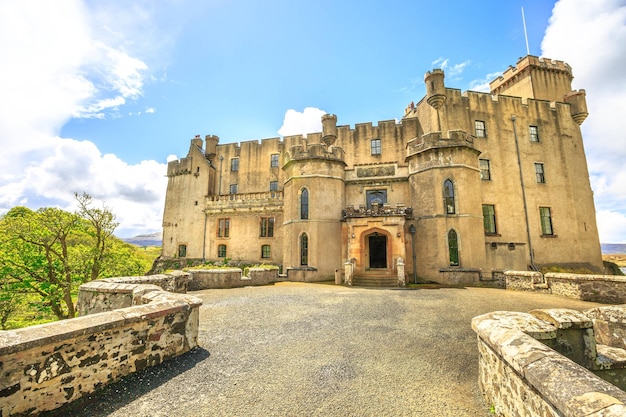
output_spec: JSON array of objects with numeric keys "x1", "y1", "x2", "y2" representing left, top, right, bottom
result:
[{"x1": 0, "y1": 273, "x2": 201, "y2": 416}]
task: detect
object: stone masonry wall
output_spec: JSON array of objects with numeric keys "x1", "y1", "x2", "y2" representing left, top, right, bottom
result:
[
  {"x1": 187, "y1": 267, "x2": 278, "y2": 290},
  {"x1": 0, "y1": 277, "x2": 201, "y2": 416},
  {"x1": 505, "y1": 271, "x2": 626, "y2": 304},
  {"x1": 472, "y1": 309, "x2": 626, "y2": 416}
]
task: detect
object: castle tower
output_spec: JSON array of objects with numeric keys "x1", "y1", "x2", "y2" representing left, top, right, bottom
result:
[
  {"x1": 281, "y1": 115, "x2": 346, "y2": 281},
  {"x1": 489, "y1": 55, "x2": 574, "y2": 103},
  {"x1": 406, "y1": 131, "x2": 486, "y2": 281},
  {"x1": 162, "y1": 135, "x2": 216, "y2": 261}
]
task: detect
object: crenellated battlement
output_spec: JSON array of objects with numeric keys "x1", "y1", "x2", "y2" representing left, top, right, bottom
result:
[
  {"x1": 167, "y1": 156, "x2": 193, "y2": 176},
  {"x1": 284, "y1": 142, "x2": 346, "y2": 164}
]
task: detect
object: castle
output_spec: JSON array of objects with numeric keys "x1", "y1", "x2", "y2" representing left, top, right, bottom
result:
[{"x1": 161, "y1": 55, "x2": 603, "y2": 285}]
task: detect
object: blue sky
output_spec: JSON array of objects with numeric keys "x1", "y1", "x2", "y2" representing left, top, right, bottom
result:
[{"x1": 1, "y1": 0, "x2": 626, "y2": 242}]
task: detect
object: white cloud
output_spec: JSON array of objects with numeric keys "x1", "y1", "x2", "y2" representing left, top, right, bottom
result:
[
  {"x1": 278, "y1": 107, "x2": 327, "y2": 137},
  {"x1": 430, "y1": 57, "x2": 471, "y2": 79},
  {"x1": 0, "y1": 0, "x2": 166, "y2": 237},
  {"x1": 468, "y1": 72, "x2": 502, "y2": 93},
  {"x1": 541, "y1": 0, "x2": 626, "y2": 243}
]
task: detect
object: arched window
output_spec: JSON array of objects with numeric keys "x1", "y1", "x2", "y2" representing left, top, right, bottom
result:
[
  {"x1": 300, "y1": 188, "x2": 309, "y2": 220},
  {"x1": 443, "y1": 179, "x2": 455, "y2": 214},
  {"x1": 448, "y1": 229, "x2": 459, "y2": 266},
  {"x1": 300, "y1": 233, "x2": 308, "y2": 266}
]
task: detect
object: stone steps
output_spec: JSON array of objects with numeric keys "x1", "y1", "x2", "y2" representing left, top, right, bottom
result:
[{"x1": 353, "y1": 275, "x2": 398, "y2": 287}]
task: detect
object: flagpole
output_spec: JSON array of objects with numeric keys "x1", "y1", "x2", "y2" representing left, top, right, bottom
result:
[{"x1": 522, "y1": 7, "x2": 530, "y2": 55}]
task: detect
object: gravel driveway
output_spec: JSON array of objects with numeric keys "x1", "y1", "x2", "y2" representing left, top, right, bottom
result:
[{"x1": 47, "y1": 282, "x2": 604, "y2": 416}]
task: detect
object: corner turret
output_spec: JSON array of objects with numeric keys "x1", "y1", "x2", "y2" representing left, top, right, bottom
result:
[
  {"x1": 425, "y1": 69, "x2": 446, "y2": 110},
  {"x1": 205, "y1": 135, "x2": 219, "y2": 161},
  {"x1": 322, "y1": 114, "x2": 338, "y2": 146},
  {"x1": 563, "y1": 90, "x2": 589, "y2": 125}
]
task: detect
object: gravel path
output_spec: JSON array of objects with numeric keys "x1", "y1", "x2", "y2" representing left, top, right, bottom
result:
[{"x1": 47, "y1": 283, "x2": 605, "y2": 416}]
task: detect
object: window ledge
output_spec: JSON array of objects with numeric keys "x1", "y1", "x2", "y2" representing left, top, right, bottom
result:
[
  {"x1": 541, "y1": 234, "x2": 558, "y2": 238},
  {"x1": 485, "y1": 233, "x2": 501, "y2": 237}
]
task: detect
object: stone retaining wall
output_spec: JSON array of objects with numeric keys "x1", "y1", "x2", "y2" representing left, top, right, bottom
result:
[
  {"x1": 504, "y1": 271, "x2": 626, "y2": 303},
  {"x1": 187, "y1": 267, "x2": 279, "y2": 290},
  {"x1": 472, "y1": 308, "x2": 626, "y2": 416},
  {"x1": 0, "y1": 274, "x2": 201, "y2": 416}
]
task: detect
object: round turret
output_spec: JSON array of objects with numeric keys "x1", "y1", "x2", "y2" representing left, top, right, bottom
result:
[
  {"x1": 425, "y1": 69, "x2": 446, "y2": 110},
  {"x1": 322, "y1": 114, "x2": 338, "y2": 146},
  {"x1": 563, "y1": 90, "x2": 588, "y2": 125}
]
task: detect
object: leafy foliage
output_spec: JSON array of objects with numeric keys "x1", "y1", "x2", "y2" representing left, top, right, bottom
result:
[{"x1": 0, "y1": 194, "x2": 158, "y2": 326}]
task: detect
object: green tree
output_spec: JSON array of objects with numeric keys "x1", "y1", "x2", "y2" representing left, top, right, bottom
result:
[
  {"x1": 0, "y1": 206, "x2": 81, "y2": 319},
  {"x1": 0, "y1": 194, "x2": 145, "y2": 322}
]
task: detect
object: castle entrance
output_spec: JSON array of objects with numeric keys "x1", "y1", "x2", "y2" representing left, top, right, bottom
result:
[{"x1": 368, "y1": 233, "x2": 387, "y2": 269}]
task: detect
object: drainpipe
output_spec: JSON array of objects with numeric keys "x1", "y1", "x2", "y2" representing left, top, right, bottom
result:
[
  {"x1": 409, "y1": 223, "x2": 417, "y2": 284},
  {"x1": 511, "y1": 115, "x2": 537, "y2": 270},
  {"x1": 202, "y1": 210, "x2": 207, "y2": 262},
  {"x1": 218, "y1": 155, "x2": 224, "y2": 196}
]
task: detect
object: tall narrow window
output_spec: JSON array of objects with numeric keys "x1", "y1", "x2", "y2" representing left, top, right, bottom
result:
[
  {"x1": 529, "y1": 125, "x2": 539, "y2": 142},
  {"x1": 479, "y1": 159, "x2": 491, "y2": 180},
  {"x1": 218, "y1": 244, "x2": 227, "y2": 258},
  {"x1": 269, "y1": 181, "x2": 278, "y2": 192},
  {"x1": 443, "y1": 179, "x2": 455, "y2": 214},
  {"x1": 218, "y1": 218, "x2": 230, "y2": 238},
  {"x1": 261, "y1": 244, "x2": 271, "y2": 259},
  {"x1": 300, "y1": 233, "x2": 308, "y2": 266},
  {"x1": 270, "y1": 154, "x2": 279, "y2": 167},
  {"x1": 448, "y1": 230, "x2": 459, "y2": 266},
  {"x1": 535, "y1": 163, "x2": 545, "y2": 183},
  {"x1": 475, "y1": 120, "x2": 486, "y2": 138},
  {"x1": 260, "y1": 217, "x2": 275, "y2": 237},
  {"x1": 482, "y1": 204, "x2": 497, "y2": 234},
  {"x1": 178, "y1": 244, "x2": 187, "y2": 257},
  {"x1": 300, "y1": 188, "x2": 309, "y2": 220},
  {"x1": 540, "y1": 207, "x2": 554, "y2": 236},
  {"x1": 229, "y1": 184, "x2": 238, "y2": 194},
  {"x1": 230, "y1": 158, "x2": 239, "y2": 172},
  {"x1": 371, "y1": 139, "x2": 381, "y2": 156}
]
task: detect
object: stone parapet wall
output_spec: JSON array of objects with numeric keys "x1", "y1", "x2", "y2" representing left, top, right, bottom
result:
[
  {"x1": 0, "y1": 276, "x2": 202, "y2": 416},
  {"x1": 77, "y1": 272, "x2": 191, "y2": 315},
  {"x1": 98, "y1": 271, "x2": 190, "y2": 293},
  {"x1": 187, "y1": 267, "x2": 279, "y2": 290},
  {"x1": 547, "y1": 273, "x2": 626, "y2": 303},
  {"x1": 504, "y1": 271, "x2": 626, "y2": 303},
  {"x1": 472, "y1": 310, "x2": 626, "y2": 416}
]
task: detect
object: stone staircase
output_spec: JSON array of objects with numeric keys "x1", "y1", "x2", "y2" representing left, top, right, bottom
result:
[{"x1": 352, "y1": 274, "x2": 398, "y2": 288}]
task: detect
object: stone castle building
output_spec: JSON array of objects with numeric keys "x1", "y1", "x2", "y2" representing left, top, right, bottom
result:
[{"x1": 162, "y1": 55, "x2": 603, "y2": 285}]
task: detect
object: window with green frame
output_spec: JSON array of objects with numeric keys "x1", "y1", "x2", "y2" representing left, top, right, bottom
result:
[
  {"x1": 482, "y1": 204, "x2": 497, "y2": 234},
  {"x1": 448, "y1": 229, "x2": 459, "y2": 266},
  {"x1": 300, "y1": 233, "x2": 308, "y2": 265},
  {"x1": 540, "y1": 207, "x2": 554, "y2": 235}
]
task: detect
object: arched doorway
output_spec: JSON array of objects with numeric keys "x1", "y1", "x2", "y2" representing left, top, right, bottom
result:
[{"x1": 368, "y1": 233, "x2": 387, "y2": 269}]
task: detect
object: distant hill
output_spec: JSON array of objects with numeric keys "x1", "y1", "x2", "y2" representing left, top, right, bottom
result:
[
  {"x1": 121, "y1": 232, "x2": 162, "y2": 247},
  {"x1": 602, "y1": 243, "x2": 626, "y2": 255}
]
